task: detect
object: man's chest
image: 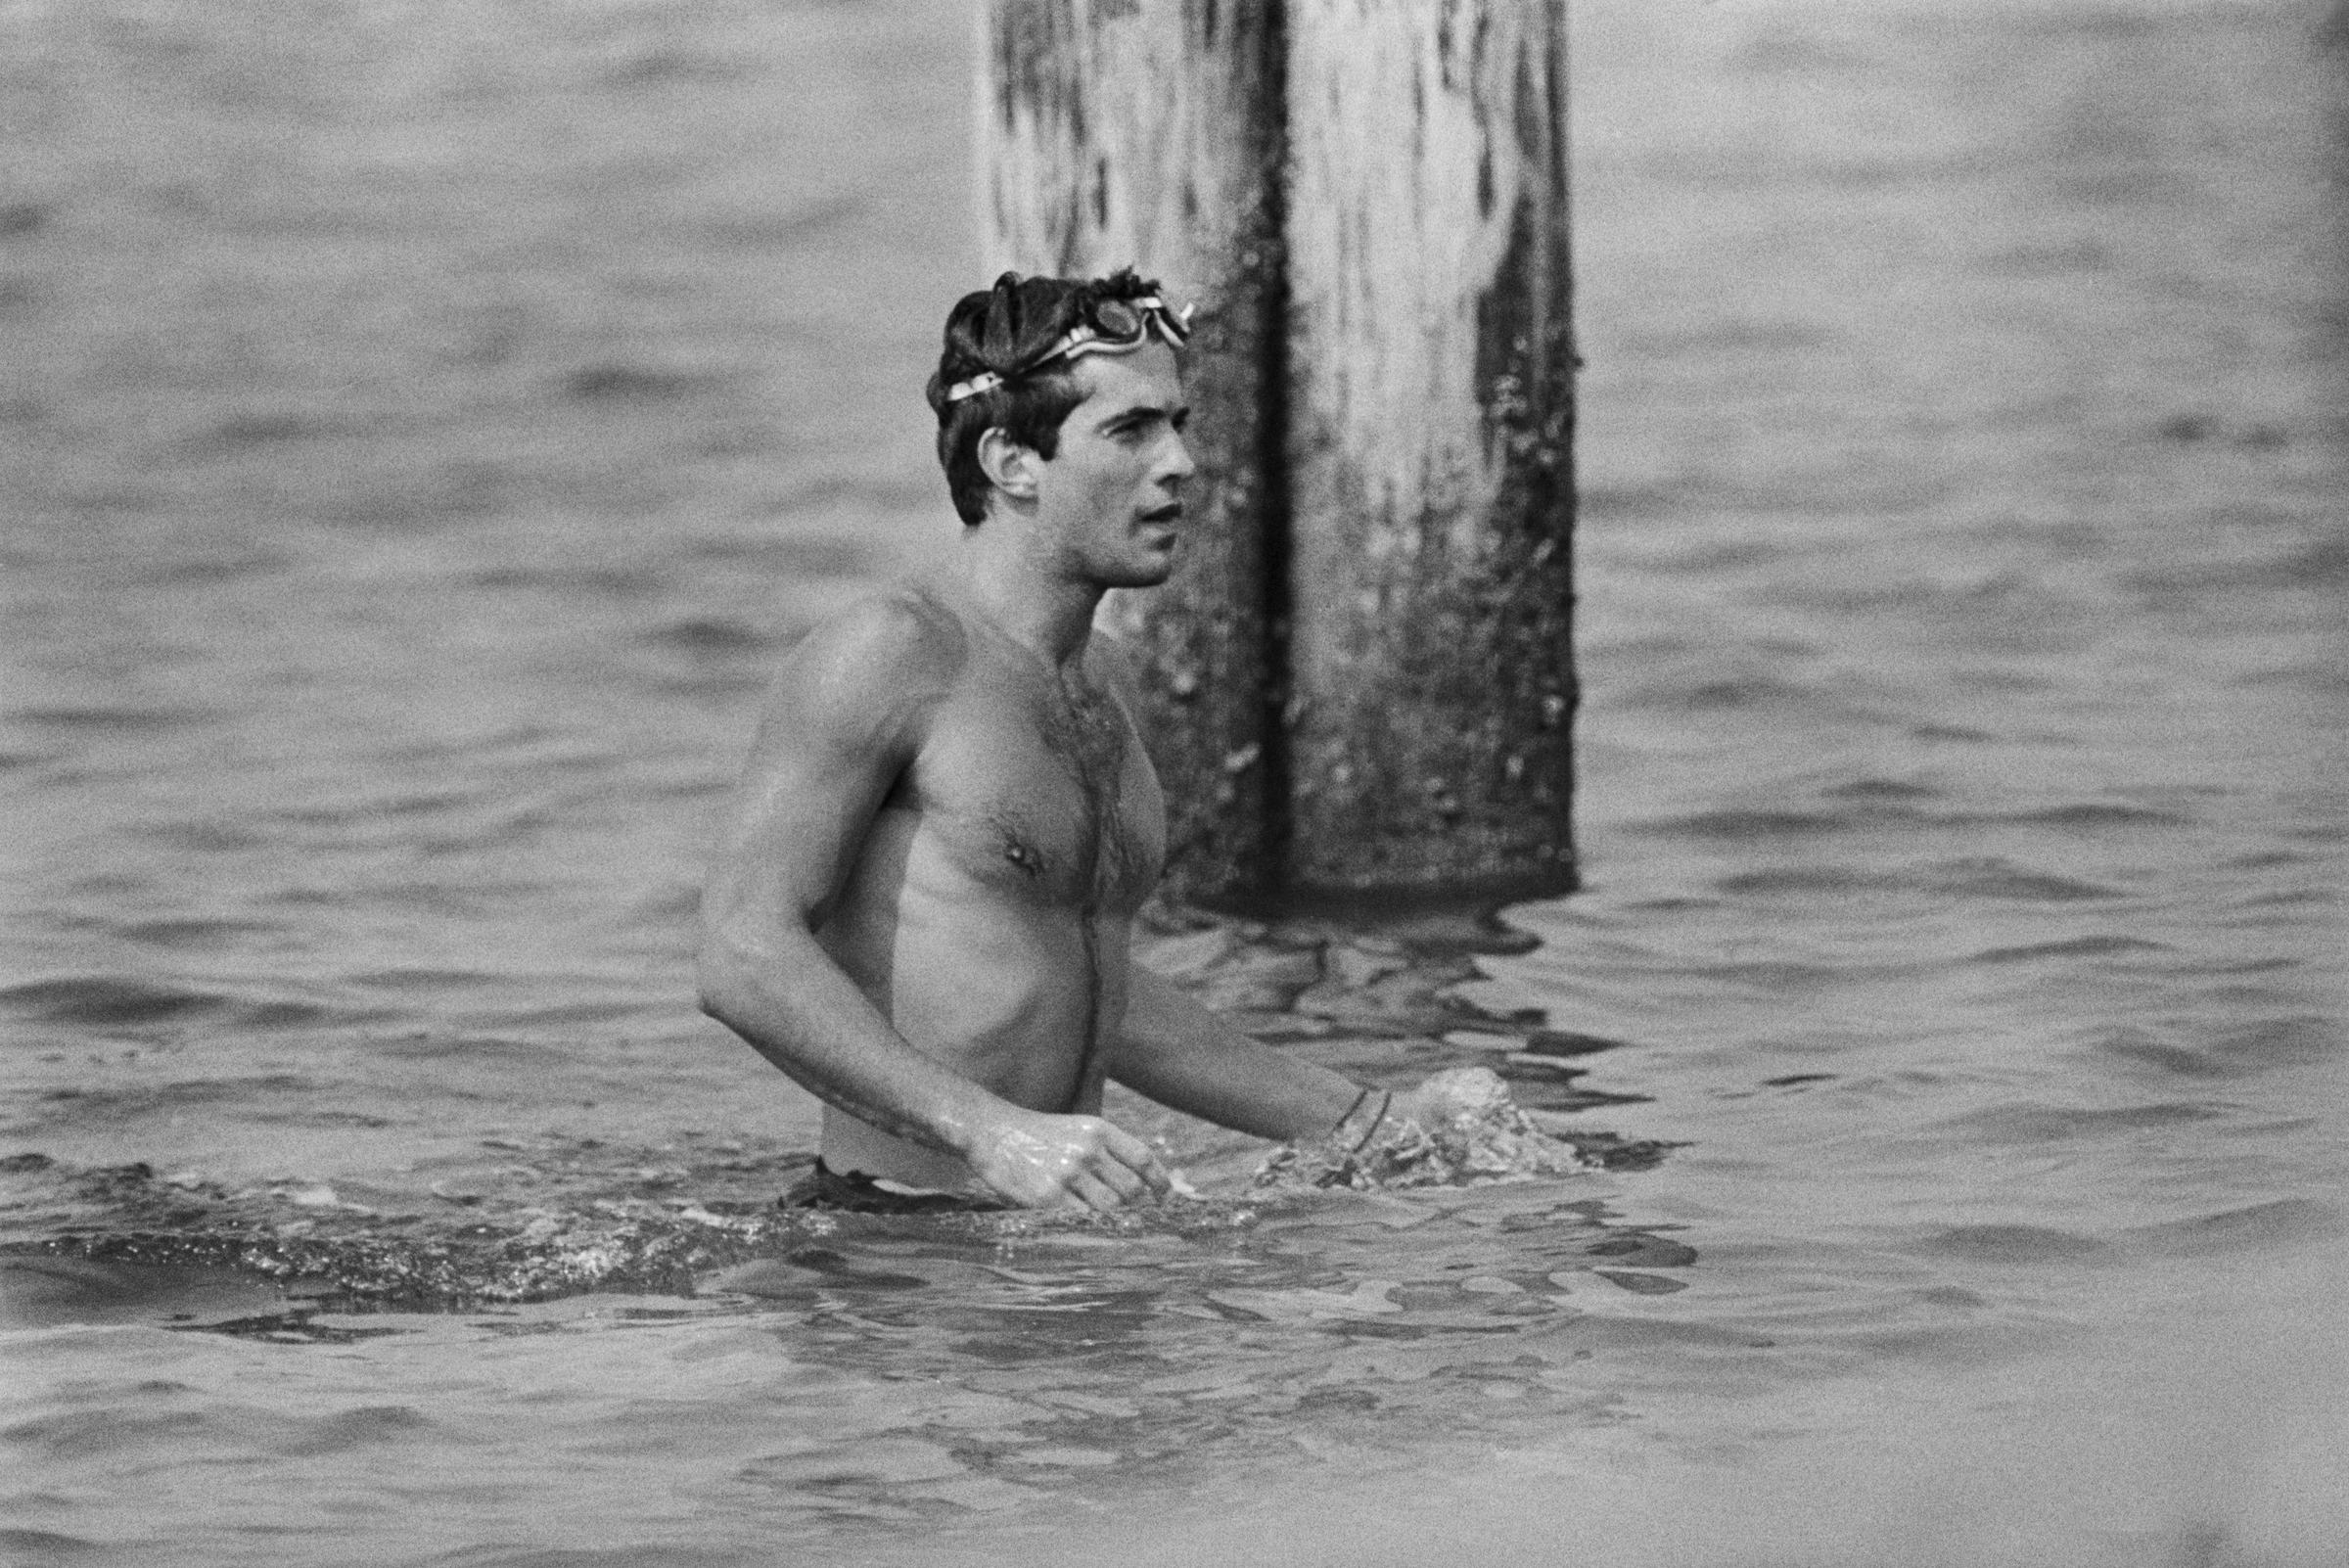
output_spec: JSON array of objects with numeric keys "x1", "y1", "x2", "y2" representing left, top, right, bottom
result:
[{"x1": 898, "y1": 676, "x2": 1166, "y2": 911}]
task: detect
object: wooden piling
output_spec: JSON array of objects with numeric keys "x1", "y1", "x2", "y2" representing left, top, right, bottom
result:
[
  {"x1": 982, "y1": 1, "x2": 1290, "y2": 899},
  {"x1": 980, "y1": 1, "x2": 1577, "y2": 906},
  {"x1": 1281, "y1": 2, "x2": 1577, "y2": 900}
]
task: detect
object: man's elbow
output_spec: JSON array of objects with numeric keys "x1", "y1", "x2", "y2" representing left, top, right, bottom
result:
[
  {"x1": 695, "y1": 935, "x2": 760, "y2": 1032},
  {"x1": 697, "y1": 900, "x2": 831, "y2": 1035}
]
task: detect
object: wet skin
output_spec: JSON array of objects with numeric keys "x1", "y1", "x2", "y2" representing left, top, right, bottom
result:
[{"x1": 698, "y1": 345, "x2": 1373, "y2": 1212}]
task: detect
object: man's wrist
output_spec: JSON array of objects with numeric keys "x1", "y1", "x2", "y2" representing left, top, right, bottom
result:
[
  {"x1": 942, "y1": 1093, "x2": 1043, "y2": 1163},
  {"x1": 1326, "y1": 1085, "x2": 1394, "y2": 1151},
  {"x1": 936, "y1": 1099, "x2": 1003, "y2": 1163}
]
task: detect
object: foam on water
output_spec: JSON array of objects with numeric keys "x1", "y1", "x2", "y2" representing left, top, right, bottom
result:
[{"x1": 1254, "y1": 1067, "x2": 1598, "y2": 1191}]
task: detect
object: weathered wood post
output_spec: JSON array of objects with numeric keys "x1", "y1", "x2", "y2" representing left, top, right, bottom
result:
[
  {"x1": 982, "y1": 2, "x2": 1289, "y2": 898},
  {"x1": 981, "y1": 1, "x2": 1577, "y2": 907}
]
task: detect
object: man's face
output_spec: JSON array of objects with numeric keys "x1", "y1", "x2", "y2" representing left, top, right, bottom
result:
[{"x1": 1028, "y1": 343, "x2": 1195, "y2": 589}]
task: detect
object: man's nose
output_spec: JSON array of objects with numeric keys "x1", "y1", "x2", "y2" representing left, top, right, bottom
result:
[{"x1": 1160, "y1": 431, "x2": 1196, "y2": 484}]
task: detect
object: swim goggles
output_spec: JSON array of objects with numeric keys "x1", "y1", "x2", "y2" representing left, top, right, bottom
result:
[{"x1": 943, "y1": 293, "x2": 1194, "y2": 403}]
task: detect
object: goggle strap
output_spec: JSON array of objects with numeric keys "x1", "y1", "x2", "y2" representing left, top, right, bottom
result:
[{"x1": 943, "y1": 297, "x2": 1191, "y2": 404}]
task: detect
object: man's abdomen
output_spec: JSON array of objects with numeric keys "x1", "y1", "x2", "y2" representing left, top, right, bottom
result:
[{"x1": 813, "y1": 812, "x2": 1105, "y2": 1184}]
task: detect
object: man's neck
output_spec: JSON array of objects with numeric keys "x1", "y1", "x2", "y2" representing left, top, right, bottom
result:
[{"x1": 952, "y1": 524, "x2": 1102, "y2": 668}]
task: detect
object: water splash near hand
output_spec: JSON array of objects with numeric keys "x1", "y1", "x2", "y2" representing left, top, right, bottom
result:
[{"x1": 1251, "y1": 1067, "x2": 1594, "y2": 1192}]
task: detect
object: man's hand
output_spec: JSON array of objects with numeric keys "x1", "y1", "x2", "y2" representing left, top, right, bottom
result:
[{"x1": 964, "y1": 1109, "x2": 1174, "y2": 1213}]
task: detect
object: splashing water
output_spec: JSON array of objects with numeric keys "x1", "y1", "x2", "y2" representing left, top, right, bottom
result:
[{"x1": 1254, "y1": 1068, "x2": 1596, "y2": 1192}]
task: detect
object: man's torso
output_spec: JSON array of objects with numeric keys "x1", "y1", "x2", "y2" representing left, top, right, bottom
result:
[{"x1": 811, "y1": 581, "x2": 1165, "y2": 1188}]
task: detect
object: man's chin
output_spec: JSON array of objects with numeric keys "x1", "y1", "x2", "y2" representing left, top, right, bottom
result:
[{"x1": 1103, "y1": 547, "x2": 1178, "y2": 589}]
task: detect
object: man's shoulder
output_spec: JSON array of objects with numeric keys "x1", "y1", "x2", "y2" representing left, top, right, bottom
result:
[
  {"x1": 781, "y1": 578, "x2": 969, "y2": 695},
  {"x1": 750, "y1": 580, "x2": 972, "y2": 761}
]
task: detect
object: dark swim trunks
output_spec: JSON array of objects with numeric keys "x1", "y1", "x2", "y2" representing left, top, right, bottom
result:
[{"x1": 780, "y1": 1159, "x2": 1005, "y2": 1215}]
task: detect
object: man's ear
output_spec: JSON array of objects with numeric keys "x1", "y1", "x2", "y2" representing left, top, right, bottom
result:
[{"x1": 976, "y1": 427, "x2": 1040, "y2": 503}]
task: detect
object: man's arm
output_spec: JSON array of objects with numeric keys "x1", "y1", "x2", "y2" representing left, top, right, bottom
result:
[
  {"x1": 1104, "y1": 963, "x2": 1366, "y2": 1142},
  {"x1": 1086, "y1": 635, "x2": 1440, "y2": 1158},
  {"x1": 697, "y1": 596, "x2": 1168, "y2": 1212},
  {"x1": 1110, "y1": 960, "x2": 1478, "y2": 1151}
]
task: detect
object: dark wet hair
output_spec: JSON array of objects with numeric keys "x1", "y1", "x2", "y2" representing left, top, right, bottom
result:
[{"x1": 925, "y1": 267, "x2": 1168, "y2": 526}]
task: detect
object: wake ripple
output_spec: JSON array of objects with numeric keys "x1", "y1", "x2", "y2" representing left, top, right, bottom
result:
[{"x1": 1, "y1": 1072, "x2": 1671, "y2": 1314}]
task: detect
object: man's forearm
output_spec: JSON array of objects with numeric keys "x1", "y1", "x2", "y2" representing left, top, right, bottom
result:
[
  {"x1": 700, "y1": 926, "x2": 1174, "y2": 1211},
  {"x1": 1107, "y1": 965, "x2": 1363, "y2": 1142},
  {"x1": 697, "y1": 930, "x2": 1009, "y2": 1160}
]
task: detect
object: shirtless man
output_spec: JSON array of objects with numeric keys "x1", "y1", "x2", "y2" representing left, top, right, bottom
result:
[{"x1": 697, "y1": 270, "x2": 1414, "y2": 1213}]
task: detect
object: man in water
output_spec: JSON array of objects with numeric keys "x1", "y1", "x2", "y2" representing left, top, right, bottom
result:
[{"x1": 698, "y1": 269, "x2": 1421, "y2": 1213}]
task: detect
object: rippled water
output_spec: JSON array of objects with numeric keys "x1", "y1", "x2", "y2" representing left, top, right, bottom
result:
[{"x1": 4, "y1": 1, "x2": 2345, "y2": 1564}]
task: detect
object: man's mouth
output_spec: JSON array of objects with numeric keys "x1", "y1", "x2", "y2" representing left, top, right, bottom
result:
[{"x1": 1139, "y1": 502, "x2": 1183, "y2": 525}]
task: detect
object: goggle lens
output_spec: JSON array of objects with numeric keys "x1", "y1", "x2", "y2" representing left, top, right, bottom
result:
[
  {"x1": 942, "y1": 292, "x2": 1193, "y2": 403},
  {"x1": 1093, "y1": 299, "x2": 1143, "y2": 339}
]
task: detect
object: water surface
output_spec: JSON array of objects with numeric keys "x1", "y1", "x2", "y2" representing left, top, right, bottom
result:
[{"x1": 4, "y1": 1, "x2": 2345, "y2": 1563}]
